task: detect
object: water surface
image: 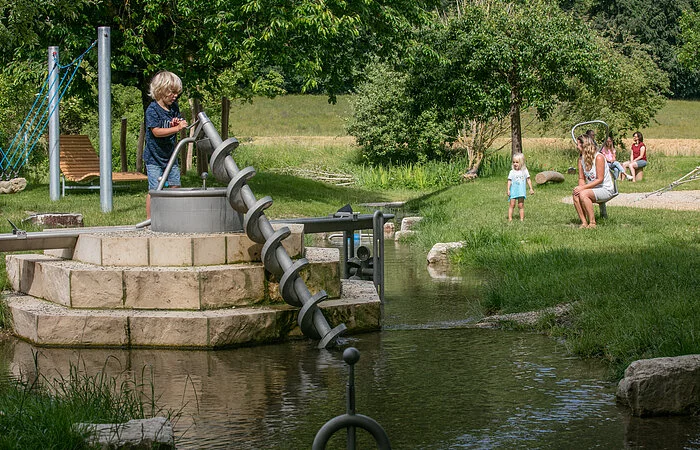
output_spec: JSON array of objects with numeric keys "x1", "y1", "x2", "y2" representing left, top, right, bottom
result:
[{"x1": 2, "y1": 242, "x2": 699, "y2": 449}]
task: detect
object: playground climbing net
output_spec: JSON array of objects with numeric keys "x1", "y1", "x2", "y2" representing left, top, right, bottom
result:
[{"x1": 0, "y1": 41, "x2": 96, "y2": 180}]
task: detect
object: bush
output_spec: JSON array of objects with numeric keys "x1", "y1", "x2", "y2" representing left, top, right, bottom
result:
[{"x1": 346, "y1": 63, "x2": 452, "y2": 165}]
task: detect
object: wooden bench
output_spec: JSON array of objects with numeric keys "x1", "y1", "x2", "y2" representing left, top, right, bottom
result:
[{"x1": 59, "y1": 135, "x2": 147, "y2": 196}]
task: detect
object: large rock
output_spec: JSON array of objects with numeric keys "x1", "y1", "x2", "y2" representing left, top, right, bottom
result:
[
  {"x1": 77, "y1": 417, "x2": 175, "y2": 449},
  {"x1": 616, "y1": 354, "x2": 700, "y2": 417},
  {"x1": 0, "y1": 177, "x2": 27, "y2": 194},
  {"x1": 400, "y1": 216, "x2": 423, "y2": 232},
  {"x1": 427, "y1": 242, "x2": 464, "y2": 265}
]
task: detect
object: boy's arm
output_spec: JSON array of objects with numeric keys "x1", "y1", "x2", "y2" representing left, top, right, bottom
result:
[{"x1": 151, "y1": 119, "x2": 187, "y2": 138}]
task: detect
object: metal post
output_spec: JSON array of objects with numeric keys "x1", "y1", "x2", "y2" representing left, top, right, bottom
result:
[
  {"x1": 98, "y1": 26, "x2": 113, "y2": 212},
  {"x1": 48, "y1": 46, "x2": 60, "y2": 201}
]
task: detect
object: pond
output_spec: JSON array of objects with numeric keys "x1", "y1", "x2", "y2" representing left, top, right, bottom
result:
[{"x1": 2, "y1": 242, "x2": 699, "y2": 449}]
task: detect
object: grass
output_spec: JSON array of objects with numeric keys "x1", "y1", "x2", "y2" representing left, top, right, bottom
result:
[
  {"x1": 0, "y1": 359, "x2": 167, "y2": 449},
  {"x1": 1, "y1": 94, "x2": 700, "y2": 381},
  {"x1": 406, "y1": 154, "x2": 700, "y2": 378}
]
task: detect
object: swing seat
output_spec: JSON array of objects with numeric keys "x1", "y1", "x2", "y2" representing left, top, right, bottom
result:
[{"x1": 59, "y1": 135, "x2": 147, "y2": 196}]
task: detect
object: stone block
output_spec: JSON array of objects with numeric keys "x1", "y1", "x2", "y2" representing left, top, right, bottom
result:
[
  {"x1": 207, "y1": 308, "x2": 288, "y2": 347},
  {"x1": 616, "y1": 355, "x2": 700, "y2": 416},
  {"x1": 5, "y1": 254, "x2": 24, "y2": 292},
  {"x1": 102, "y1": 236, "x2": 149, "y2": 266},
  {"x1": 72, "y1": 234, "x2": 103, "y2": 265},
  {"x1": 199, "y1": 264, "x2": 266, "y2": 308},
  {"x1": 123, "y1": 268, "x2": 200, "y2": 309},
  {"x1": 69, "y1": 265, "x2": 124, "y2": 309},
  {"x1": 35, "y1": 312, "x2": 129, "y2": 346},
  {"x1": 5, "y1": 254, "x2": 58, "y2": 295},
  {"x1": 192, "y1": 235, "x2": 227, "y2": 266},
  {"x1": 129, "y1": 312, "x2": 208, "y2": 347},
  {"x1": 226, "y1": 223, "x2": 304, "y2": 263},
  {"x1": 149, "y1": 236, "x2": 192, "y2": 266},
  {"x1": 78, "y1": 417, "x2": 174, "y2": 450},
  {"x1": 267, "y1": 247, "x2": 340, "y2": 303},
  {"x1": 7, "y1": 299, "x2": 39, "y2": 343},
  {"x1": 44, "y1": 248, "x2": 74, "y2": 259},
  {"x1": 6, "y1": 295, "x2": 129, "y2": 346},
  {"x1": 36, "y1": 261, "x2": 71, "y2": 306}
]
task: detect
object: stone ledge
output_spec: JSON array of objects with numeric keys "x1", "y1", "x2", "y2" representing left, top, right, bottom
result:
[
  {"x1": 6, "y1": 247, "x2": 340, "y2": 310},
  {"x1": 70, "y1": 224, "x2": 304, "y2": 267},
  {"x1": 3, "y1": 279, "x2": 381, "y2": 348}
]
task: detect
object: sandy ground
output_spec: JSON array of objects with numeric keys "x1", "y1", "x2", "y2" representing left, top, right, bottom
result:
[{"x1": 562, "y1": 189, "x2": 700, "y2": 211}]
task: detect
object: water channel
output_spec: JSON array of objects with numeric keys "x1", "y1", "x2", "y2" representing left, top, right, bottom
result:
[{"x1": 2, "y1": 242, "x2": 699, "y2": 449}]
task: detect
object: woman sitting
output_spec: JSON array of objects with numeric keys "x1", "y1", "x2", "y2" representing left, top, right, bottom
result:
[
  {"x1": 621, "y1": 131, "x2": 647, "y2": 182},
  {"x1": 600, "y1": 136, "x2": 625, "y2": 180},
  {"x1": 572, "y1": 134, "x2": 616, "y2": 229}
]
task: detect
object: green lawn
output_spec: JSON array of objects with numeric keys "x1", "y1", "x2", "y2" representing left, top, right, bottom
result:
[{"x1": 1, "y1": 94, "x2": 699, "y2": 379}]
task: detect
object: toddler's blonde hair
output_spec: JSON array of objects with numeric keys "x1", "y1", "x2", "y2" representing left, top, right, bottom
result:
[
  {"x1": 148, "y1": 71, "x2": 182, "y2": 101},
  {"x1": 512, "y1": 152, "x2": 526, "y2": 169}
]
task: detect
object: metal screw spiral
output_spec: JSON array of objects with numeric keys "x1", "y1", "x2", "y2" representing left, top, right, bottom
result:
[{"x1": 198, "y1": 112, "x2": 346, "y2": 349}]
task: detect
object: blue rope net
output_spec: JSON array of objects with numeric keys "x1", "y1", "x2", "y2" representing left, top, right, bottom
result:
[{"x1": 0, "y1": 41, "x2": 96, "y2": 180}]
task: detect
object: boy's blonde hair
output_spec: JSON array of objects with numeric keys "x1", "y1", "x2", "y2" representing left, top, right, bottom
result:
[
  {"x1": 512, "y1": 152, "x2": 526, "y2": 169},
  {"x1": 148, "y1": 71, "x2": 182, "y2": 101}
]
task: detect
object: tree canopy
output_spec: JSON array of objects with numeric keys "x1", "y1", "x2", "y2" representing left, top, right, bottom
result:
[{"x1": 0, "y1": 0, "x2": 437, "y2": 107}]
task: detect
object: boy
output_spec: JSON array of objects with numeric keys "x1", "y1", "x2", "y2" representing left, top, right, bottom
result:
[{"x1": 144, "y1": 71, "x2": 188, "y2": 218}]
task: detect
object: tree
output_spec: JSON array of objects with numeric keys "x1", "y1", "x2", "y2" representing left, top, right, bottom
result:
[
  {"x1": 348, "y1": 0, "x2": 605, "y2": 172},
  {"x1": 0, "y1": 0, "x2": 437, "y2": 109},
  {"x1": 584, "y1": 0, "x2": 700, "y2": 98},
  {"x1": 679, "y1": 5, "x2": 700, "y2": 70},
  {"x1": 544, "y1": 38, "x2": 669, "y2": 142}
]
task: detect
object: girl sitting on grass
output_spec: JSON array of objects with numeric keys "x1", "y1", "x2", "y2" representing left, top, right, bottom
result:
[{"x1": 506, "y1": 152, "x2": 535, "y2": 222}]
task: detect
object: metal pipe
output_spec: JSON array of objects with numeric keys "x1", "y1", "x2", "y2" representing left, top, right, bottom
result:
[
  {"x1": 156, "y1": 137, "x2": 195, "y2": 191},
  {"x1": 48, "y1": 46, "x2": 60, "y2": 202},
  {"x1": 98, "y1": 26, "x2": 113, "y2": 212}
]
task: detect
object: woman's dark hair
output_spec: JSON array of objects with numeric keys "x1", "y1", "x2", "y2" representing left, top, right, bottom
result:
[{"x1": 633, "y1": 131, "x2": 644, "y2": 142}]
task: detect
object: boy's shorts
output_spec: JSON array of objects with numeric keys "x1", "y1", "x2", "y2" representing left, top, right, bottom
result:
[{"x1": 147, "y1": 164, "x2": 181, "y2": 190}]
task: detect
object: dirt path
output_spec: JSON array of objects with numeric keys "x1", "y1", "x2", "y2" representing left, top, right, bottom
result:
[{"x1": 562, "y1": 189, "x2": 700, "y2": 211}]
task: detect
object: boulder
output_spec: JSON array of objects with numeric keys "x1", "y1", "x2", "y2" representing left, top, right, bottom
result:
[
  {"x1": 25, "y1": 213, "x2": 84, "y2": 228},
  {"x1": 77, "y1": 416, "x2": 175, "y2": 449},
  {"x1": 394, "y1": 230, "x2": 416, "y2": 241},
  {"x1": 400, "y1": 216, "x2": 422, "y2": 232},
  {"x1": 426, "y1": 242, "x2": 464, "y2": 265},
  {"x1": 383, "y1": 221, "x2": 395, "y2": 239},
  {"x1": 0, "y1": 177, "x2": 27, "y2": 194},
  {"x1": 616, "y1": 354, "x2": 700, "y2": 417}
]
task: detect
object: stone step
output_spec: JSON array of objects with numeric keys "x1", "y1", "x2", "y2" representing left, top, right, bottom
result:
[
  {"x1": 64, "y1": 224, "x2": 304, "y2": 267},
  {"x1": 4, "y1": 279, "x2": 381, "y2": 348},
  {"x1": 5, "y1": 247, "x2": 340, "y2": 310}
]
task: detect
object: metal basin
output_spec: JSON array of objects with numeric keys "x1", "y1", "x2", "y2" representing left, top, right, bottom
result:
[{"x1": 150, "y1": 187, "x2": 243, "y2": 233}]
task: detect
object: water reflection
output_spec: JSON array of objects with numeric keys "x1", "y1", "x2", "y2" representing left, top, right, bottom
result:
[{"x1": 1, "y1": 243, "x2": 699, "y2": 449}]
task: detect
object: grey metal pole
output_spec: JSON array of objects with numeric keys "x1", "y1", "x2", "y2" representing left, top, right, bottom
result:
[
  {"x1": 48, "y1": 46, "x2": 60, "y2": 201},
  {"x1": 98, "y1": 26, "x2": 113, "y2": 212}
]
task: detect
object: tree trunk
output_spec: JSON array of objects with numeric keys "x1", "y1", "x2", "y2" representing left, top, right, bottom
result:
[
  {"x1": 510, "y1": 88, "x2": 523, "y2": 157},
  {"x1": 535, "y1": 171, "x2": 565, "y2": 184}
]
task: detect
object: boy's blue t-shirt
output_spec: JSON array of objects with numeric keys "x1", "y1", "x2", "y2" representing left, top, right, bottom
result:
[
  {"x1": 144, "y1": 100, "x2": 182, "y2": 167},
  {"x1": 508, "y1": 168, "x2": 530, "y2": 199}
]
